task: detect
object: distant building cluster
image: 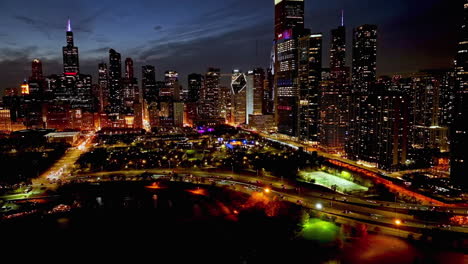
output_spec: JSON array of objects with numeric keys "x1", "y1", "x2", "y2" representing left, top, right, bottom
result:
[
  {"x1": 269, "y1": 0, "x2": 466, "y2": 186},
  {"x1": 0, "y1": 0, "x2": 466, "y2": 186}
]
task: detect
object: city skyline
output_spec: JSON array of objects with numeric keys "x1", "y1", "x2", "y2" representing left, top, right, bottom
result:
[
  {"x1": 0, "y1": 0, "x2": 466, "y2": 259},
  {"x1": 0, "y1": 0, "x2": 461, "y2": 91}
]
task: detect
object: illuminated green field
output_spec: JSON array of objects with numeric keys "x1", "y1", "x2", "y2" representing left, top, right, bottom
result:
[{"x1": 300, "y1": 171, "x2": 368, "y2": 193}]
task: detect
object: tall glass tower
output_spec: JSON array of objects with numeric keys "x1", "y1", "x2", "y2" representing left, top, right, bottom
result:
[{"x1": 62, "y1": 19, "x2": 79, "y2": 75}]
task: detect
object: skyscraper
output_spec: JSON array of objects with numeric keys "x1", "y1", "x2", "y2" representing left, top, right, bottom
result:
[
  {"x1": 274, "y1": 0, "x2": 305, "y2": 137},
  {"x1": 142, "y1": 65, "x2": 157, "y2": 103},
  {"x1": 374, "y1": 91, "x2": 410, "y2": 170},
  {"x1": 231, "y1": 69, "x2": 247, "y2": 125},
  {"x1": 274, "y1": 0, "x2": 304, "y2": 38},
  {"x1": 31, "y1": 59, "x2": 43, "y2": 80},
  {"x1": 298, "y1": 32, "x2": 322, "y2": 142},
  {"x1": 200, "y1": 68, "x2": 221, "y2": 119},
  {"x1": 452, "y1": 0, "x2": 468, "y2": 186},
  {"x1": 98, "y1": 63, "x2": 109, "y2": 112},
  {"x1": 185, "y1": 73, "x2": 203, "y2": 125},
  {"x1": 409, "y1": 72, "x2": 450, "y2": 152},
  {"x1": 352, "y1": 24, "x2": 378, "y2": 93},
  {"x1": 320, "y1": 14, "x2": 350, "y2": 153},
  {"x1": 62, "y1": 19, "x2": 79, "y2": 75},
  {"x1": 162, "y1": 71, "x2": 179, "y2": 100},
  {"x1": 330, "y1": 11, "x2": 346, "y2": 72},
  {"x1": 108, "y1": 49, "x2": 122, "y2": 116},
  {"x1": 123, "y1": 58, "x2": 140, "y2": 110},
  {"x1": 28, "y1": 59, "x2": 45, "y2": 94},
  {"x1": 264, "y1": 68, "x2": 275, "y2": 114},
  {"x1": 187, "y1": 74, "x2": 203, "y2": 103},
  {"x1": 346, "y1": 24, "x2": 378, "y2": 163},
  {"x1": 250, "y1": 68, "x2": 265, "y2": 116},
  {"x1": 330, "y1": 12, "x2": 349, "y2": 82},
  {"x1": 125, "y1": 58, "x2": 134, "y2": 79}
]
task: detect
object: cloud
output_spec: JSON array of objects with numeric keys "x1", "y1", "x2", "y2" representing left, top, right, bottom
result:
[
  {"x1": 153, "y1": 25, "x2": 163, "y2": 31},
  {"x1": 14, "y1": 15, "x2": 54, "y2": 39},
  {"x1": 0, "y1": 46, "x2": 39, "y2": 60},
  {"x1": 13, "y1": 7, "x2": 107, "y2": 39},
  {"x1": 84, "y1": 47, "x2": 112, "y2": 54},
  {"x1": 92, "y1": 34, "x2": 111, "y2": 44}
]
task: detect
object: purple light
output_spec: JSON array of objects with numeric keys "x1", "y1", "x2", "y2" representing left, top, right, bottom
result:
[
  {"x1": 198, "y1": 129, "x2": 206, "y2": 134},
  {"x1": 283, "y1": 29, "x2": 291, "y2": 40},
  {"x1": 207, "y1": 128, "x2": 215, "y2": 132},
  {"x1": 341, "y1": 10, "x2": 344, "y2": 27},
  {"x1": 67, "y1": 18, "x2": 72, "y2": 32}
]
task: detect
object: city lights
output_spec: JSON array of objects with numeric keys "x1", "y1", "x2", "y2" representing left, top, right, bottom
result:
[{"x1": 0, "y1": 0, "x2": 466, "y2": 260}]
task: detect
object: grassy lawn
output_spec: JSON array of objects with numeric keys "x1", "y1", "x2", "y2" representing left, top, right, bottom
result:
[{"x1": 300, "y1": 171, "x2": 368, "y2": 193}]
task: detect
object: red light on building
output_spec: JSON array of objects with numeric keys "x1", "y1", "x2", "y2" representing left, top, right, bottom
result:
[{"x1": 277, "y1": 105, "x2": 292, "y2": 111}]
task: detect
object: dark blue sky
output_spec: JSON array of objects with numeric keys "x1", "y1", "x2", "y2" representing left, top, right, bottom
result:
[{"x1": 0, "y1": 0, "x2": 461, "y2": 88}]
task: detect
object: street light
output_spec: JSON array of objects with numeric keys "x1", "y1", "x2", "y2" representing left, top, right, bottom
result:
[
  {"x1": 315, "y1": 203, "x2": 323, "y2": 210},
  {"x1": 264, "y1": 188, "x2": 271, "y2": 194},
  {"x1": 394, "y1": 219, "x2": 402, "y2": 225}
]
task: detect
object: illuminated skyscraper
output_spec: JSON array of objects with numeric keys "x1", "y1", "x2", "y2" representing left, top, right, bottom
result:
[
  {"x1": 274, "y1": 0, "x2": 305, "y2": 136},
  {"x1": 352, "y1": 24, "x2": 377, "y2": 93},
  {"x1": 62, "y1": 19, "x2": 79, "y2": 75},
  {"x1": 264, "y1": 68, "x2": 275, "y2": 114},
  {"x1": 28, "y1": 59, "x2": 45, "y2": 94},
  {"x1": 231, "y1": 69, "x2": 247, "y2": 125},
  {"x1": 125, "y1": 58, "x2": 134, "y2": 79},
  {"x1": 162, "y1": 70, "x2": 180, "y2": 100},
  {"x1": 274, "y1": 0, "x2": 304, "y2": 38},
  {"x1": 98, "y1": 63, "x2": 109, "y2": 112},
  {"x1": 346, "y1": 24, "x2": 378, "y2": 162},
  {"x1": 123, "y1": 58, "x2": 140, "y2": 110},
  {"x1": 31, "y1": 59, "x2": 43, "y2": 80},
  {"x1": 108, "y1": 49, "x2": 122, "y2": 115},
  {"x1": 142, "y1": 65, "x2": 157, "y2": 103},
  {"x1": 298, "y1": 32, "x2": 322, "y2": 142},
  {"x1": 330, "y1": 11, "x2": 346, "y2": 72},
  {"x1": 320, "y1": 14, "x2": 350, "y2": 153},
  {"x1": 185, "y1": 73, "x2": 203, "y2": 125},
  {"x1": 199, "y1": 68, "x2": 221, "y2": 119},
  {"x1": 249, "y1": 68, "x2": 265, "y2": 116},
  {"x1": 452, "y1": 0, "x2": 468, "y2": 186}
]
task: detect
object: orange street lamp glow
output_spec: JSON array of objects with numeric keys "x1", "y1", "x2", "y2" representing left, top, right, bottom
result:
[
  {"x1": 394, "y1": 219, "x2": 402, "y2": 225},
  {"x1": 264, "y1": 188, "x2": 271, "y2": 193}
]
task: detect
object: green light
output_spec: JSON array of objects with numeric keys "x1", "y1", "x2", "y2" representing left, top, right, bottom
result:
[
  {"x1": 341, "y1": 171, "x2": 351, "y2": 179},
  {"x1": 301, "y1": 218, "x2": 340, "y2": 243}
]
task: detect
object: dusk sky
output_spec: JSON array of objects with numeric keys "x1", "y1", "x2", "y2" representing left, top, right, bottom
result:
[{"x1": 0, "y1": 0, "x2": 461, "y2": 89}]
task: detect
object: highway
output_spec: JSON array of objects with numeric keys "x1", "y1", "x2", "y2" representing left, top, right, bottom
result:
[
  {"x1": 61, "y1": 169, "x2": 468, "y2": 238},
  {"x1": 18, "y1": 166, "x2": 463, "y2": 237},
  {"x1": 248, "y1": 129, "x2": 464, "y2": 207},
  {"x1": 2, "y1": 130, "x2": 467, "y2": 240}
]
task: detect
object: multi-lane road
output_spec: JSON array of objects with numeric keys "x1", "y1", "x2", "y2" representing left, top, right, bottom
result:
[
  {"x1": 19, "y1": 167, "x2": 463, "y2": 237},
  {"x1": 249, "y1": 130, "x2": 466, "y2": 207},
  {"x1": 2, "y1": 131, "x2": 467, "y2": 240}
]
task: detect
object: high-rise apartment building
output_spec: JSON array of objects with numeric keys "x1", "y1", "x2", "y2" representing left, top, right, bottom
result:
[{"x1": 452, "y1": 0, "x2": 468, "y2": 186}]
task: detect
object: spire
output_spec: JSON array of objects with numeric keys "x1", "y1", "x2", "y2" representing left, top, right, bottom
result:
[
  {"x1": 341, "y1": 10, "x2": 344, "y2": 27},
  {"x1": 67, "y1": 18, "x2": 72, "y2": 32}
]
